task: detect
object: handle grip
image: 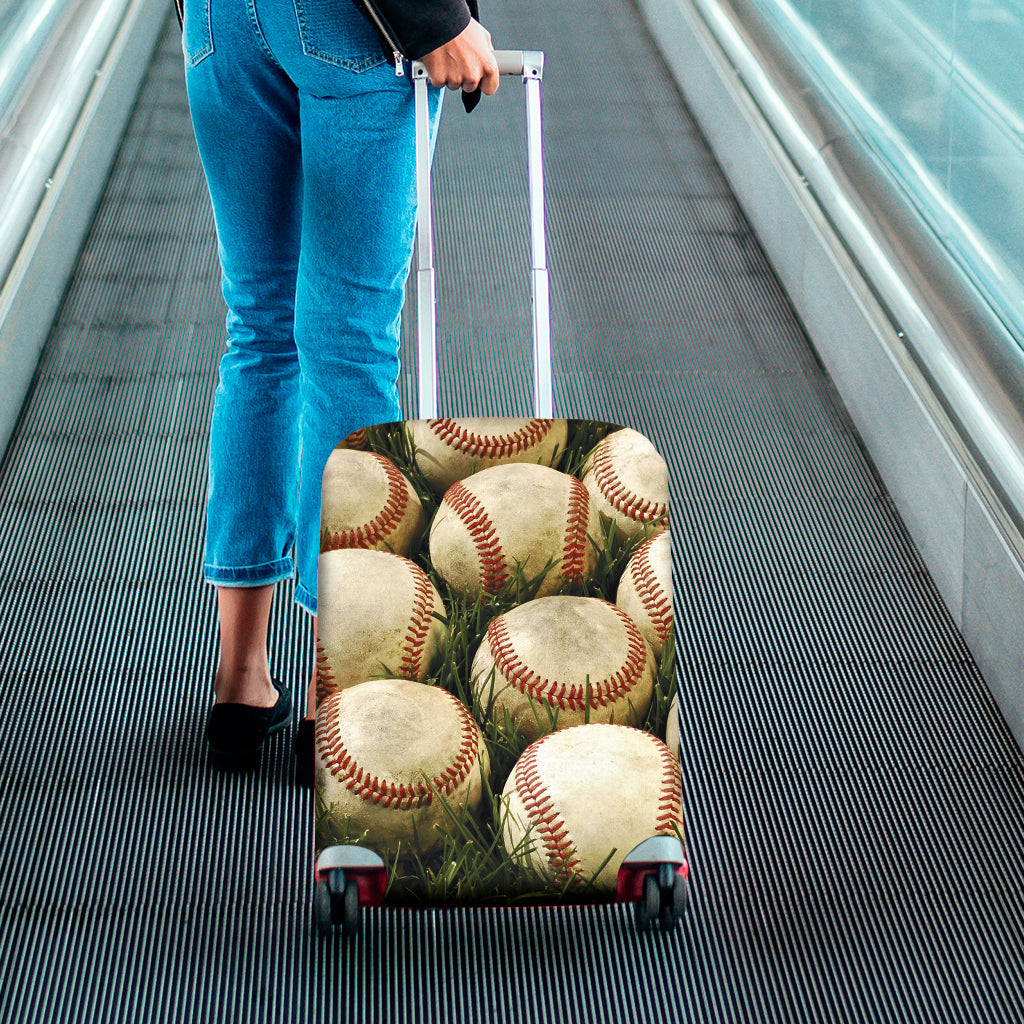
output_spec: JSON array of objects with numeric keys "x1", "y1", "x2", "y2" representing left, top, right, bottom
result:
[
  {"x1": 494, "y1": 49, "x2": 544, "y2": 78},
  {"x1": 410, "y1": 49, "x2": 544, "y2": 81}
]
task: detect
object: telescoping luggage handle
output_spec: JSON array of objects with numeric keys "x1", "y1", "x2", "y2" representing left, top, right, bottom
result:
[{"x1": 410, "y1": 50, "x2": 550, "y2": 420}]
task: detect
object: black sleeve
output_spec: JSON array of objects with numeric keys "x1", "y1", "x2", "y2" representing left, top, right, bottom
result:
[{"x1": 373, "y1": 0, "x2": 474, "y2": 60}]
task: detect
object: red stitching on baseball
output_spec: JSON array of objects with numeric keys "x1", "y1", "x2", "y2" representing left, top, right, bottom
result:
[
  {"x1": 429, "y1": 418, "x2": 554, "y2": 459},
  {"x1": 317, "y1": 689, "x2": 481, "y2": 810},
  {"x1": 315, "y1": 640, "x2": 334, "y2": 700},
  {"x1": 399, "y1": 562, "x2": 437, "y2": 679},
  {"x1": 486, "y1": 600, "x2": 648, "y2": 712},
  {"x1": 560, "y1": 475, "x2": 591, "y2": 584},
  {"x1": 442, "y1": 480, "x2": 508, "y2": 594},
  {"x1": 654, "y1": 738, "x2": 684, "y2": 832},
  {"x1": 322, "y1": 453, "x2": 410, "y2": 551},
  {"x1": 514, "y1": 734, "x2": 583, "y2": 884},
  {"x1": 627, "y1": 536, "x2": 673, "y2": 647},
  {"x1": 590, "y1": 440, "x2": 668, "y2": 523}
]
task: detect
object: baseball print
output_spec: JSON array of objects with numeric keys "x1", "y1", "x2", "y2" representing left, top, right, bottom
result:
[{"x1": 314, "y1": 417, "x2": 682, "y2": 907}]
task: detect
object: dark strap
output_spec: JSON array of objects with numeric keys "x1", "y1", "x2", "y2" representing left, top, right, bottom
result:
[{"x1": 461, "y1": 0, "x2": 481, "y2": 112}]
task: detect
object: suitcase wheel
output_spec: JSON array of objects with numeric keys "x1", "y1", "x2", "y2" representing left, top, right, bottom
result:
[
  {"x1": 619, "y1": 836, "x2": 690, "y2": 932},
  {"x1": 660, "y1": 871, "x2": 690, "y2": 931},
  {"x1": 634, "y1": 859, "x2": 691, "y2": 932},
  {"x1": 313, "y1": 870, "x2": 362, "y2": 937},
  {"x1": 636, "y1": 873, "x2": 661, "y2": 930},
  {"x1": 314, "y1": 878, "x2": 334, "y2": 937},
  {"x1": 340, "y1": 875, "x2": 361, "y2": 937},
  {"x1": 313, "y1": 846, "x2": 387, "y2": 938}
]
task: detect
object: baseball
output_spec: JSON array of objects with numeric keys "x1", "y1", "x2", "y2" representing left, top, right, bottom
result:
[
  {"x1": 317, "y1": 549, "x2": 446, "y2": 702},
  {"x1": 580, "y1": 427, "x2": 669, "y2": 544},
  {"x1": 471, "y1": 596, "x2": 656, "y2": 743},
  {"x1": 665, "y1": 692, "x2": 680, "y2": 760},
  {"x1": 336, "y1": 427, "x2": 367, "y2": 450},
  {"x1": 501, "y1": 723, "x2": 684, "y2": 892},
  {"x1": 429, "y1": 463, "x2": 600, "y2": 600},
  {"x1": 408, "y1": 417, "x2": 569, "y2": 493},
  {"x1": 316, "y1": 678, "x2": 489, "y2": 856},
  {"x1": 615, "y1": 531, "x2": 673, "y2": 660},
  {"x1": 320, "y1": 448, "x2": 424, "y2": 556}
]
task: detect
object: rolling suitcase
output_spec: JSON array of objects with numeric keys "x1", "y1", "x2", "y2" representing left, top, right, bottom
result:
[{"x1": 312, "y1": 51, "x2": 689, "y2": 938}]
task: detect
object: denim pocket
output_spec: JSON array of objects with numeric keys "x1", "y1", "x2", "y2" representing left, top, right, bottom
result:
[
  {"x1": 182, "y1": 0, "x2": 214, "y2": 67},
  {"x1": 291, "y1": 0, "x2": 389, "y2": 71}
]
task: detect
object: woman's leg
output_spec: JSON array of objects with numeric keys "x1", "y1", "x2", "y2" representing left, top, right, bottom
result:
[
  {"x1": 215, "y1": 585, "x2": 277, "y2": 706},
  {"x1": 289, "y1": 79, "x2": 442, "y2": 617},
  {"x1": 289, "y1": 80, "x2": 439, "y2": 731},
  {"x1": 183, "y1": 0, "x2": 303, "y2": 706}
]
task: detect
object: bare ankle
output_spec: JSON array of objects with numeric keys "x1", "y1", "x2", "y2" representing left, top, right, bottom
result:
[{"x1": 214, "y1": 665, "x2": 277, "y2": 707}]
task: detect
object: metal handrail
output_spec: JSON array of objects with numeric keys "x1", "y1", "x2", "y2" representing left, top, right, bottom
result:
[
  {"x1": 688, "y1": 0, "x2": 1024, "y2": 550},
  {"x1": 0, "y1": 0, "x2": 74, "y2": 121},
  {"x1": 0, "y1": 0, "x2": 135, "y2": 291}
]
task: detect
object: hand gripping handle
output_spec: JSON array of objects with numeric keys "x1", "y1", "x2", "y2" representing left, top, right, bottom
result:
[{"x1": 410, "y1": 51, "x2": 550, "y2": 420}]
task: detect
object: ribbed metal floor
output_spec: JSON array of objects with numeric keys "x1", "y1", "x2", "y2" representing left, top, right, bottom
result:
[{"x1": 2, "y1": 0, "x2": 1024, "y2": 1019}]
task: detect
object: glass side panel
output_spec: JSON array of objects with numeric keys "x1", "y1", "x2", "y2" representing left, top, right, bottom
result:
[{"x1": 755, "y1": 0, "x2": 1024, "y2": 348}]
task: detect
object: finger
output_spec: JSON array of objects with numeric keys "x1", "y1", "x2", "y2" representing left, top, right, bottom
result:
[
  {"x1": 458, "y1": 57, "x2": 486, "y2": 94},
  {"x1": 420, "y1": 56, "x2": 446, "y2": 89},
  {"x1": 480, "y1": 54, "x2": 499, "y2": 95},
  {"x1": 439, "y1": 63, "x2": 463, "y2": 90}
]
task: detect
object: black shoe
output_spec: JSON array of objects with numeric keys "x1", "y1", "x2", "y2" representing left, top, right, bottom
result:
[
  {"x1": 207, "y1": 677, "x2": 292, "y2": 770},
  {"x1": 295, "y1": 718, "x2": 315, "y2": 789}
]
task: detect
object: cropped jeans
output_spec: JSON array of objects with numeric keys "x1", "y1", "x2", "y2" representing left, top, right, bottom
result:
[{"x1": 183, "y1": 0, "x2": 441, "y2": 614}]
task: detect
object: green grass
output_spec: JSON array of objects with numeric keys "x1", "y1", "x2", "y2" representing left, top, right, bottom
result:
[{"x1": 314, "y1": 418, "x2": 678, "y2": 904}]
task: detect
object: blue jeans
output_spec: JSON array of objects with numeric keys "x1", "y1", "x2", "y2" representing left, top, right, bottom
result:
[{"x1": 183, "y1": 0, "x2": 441, "y2": 614}]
